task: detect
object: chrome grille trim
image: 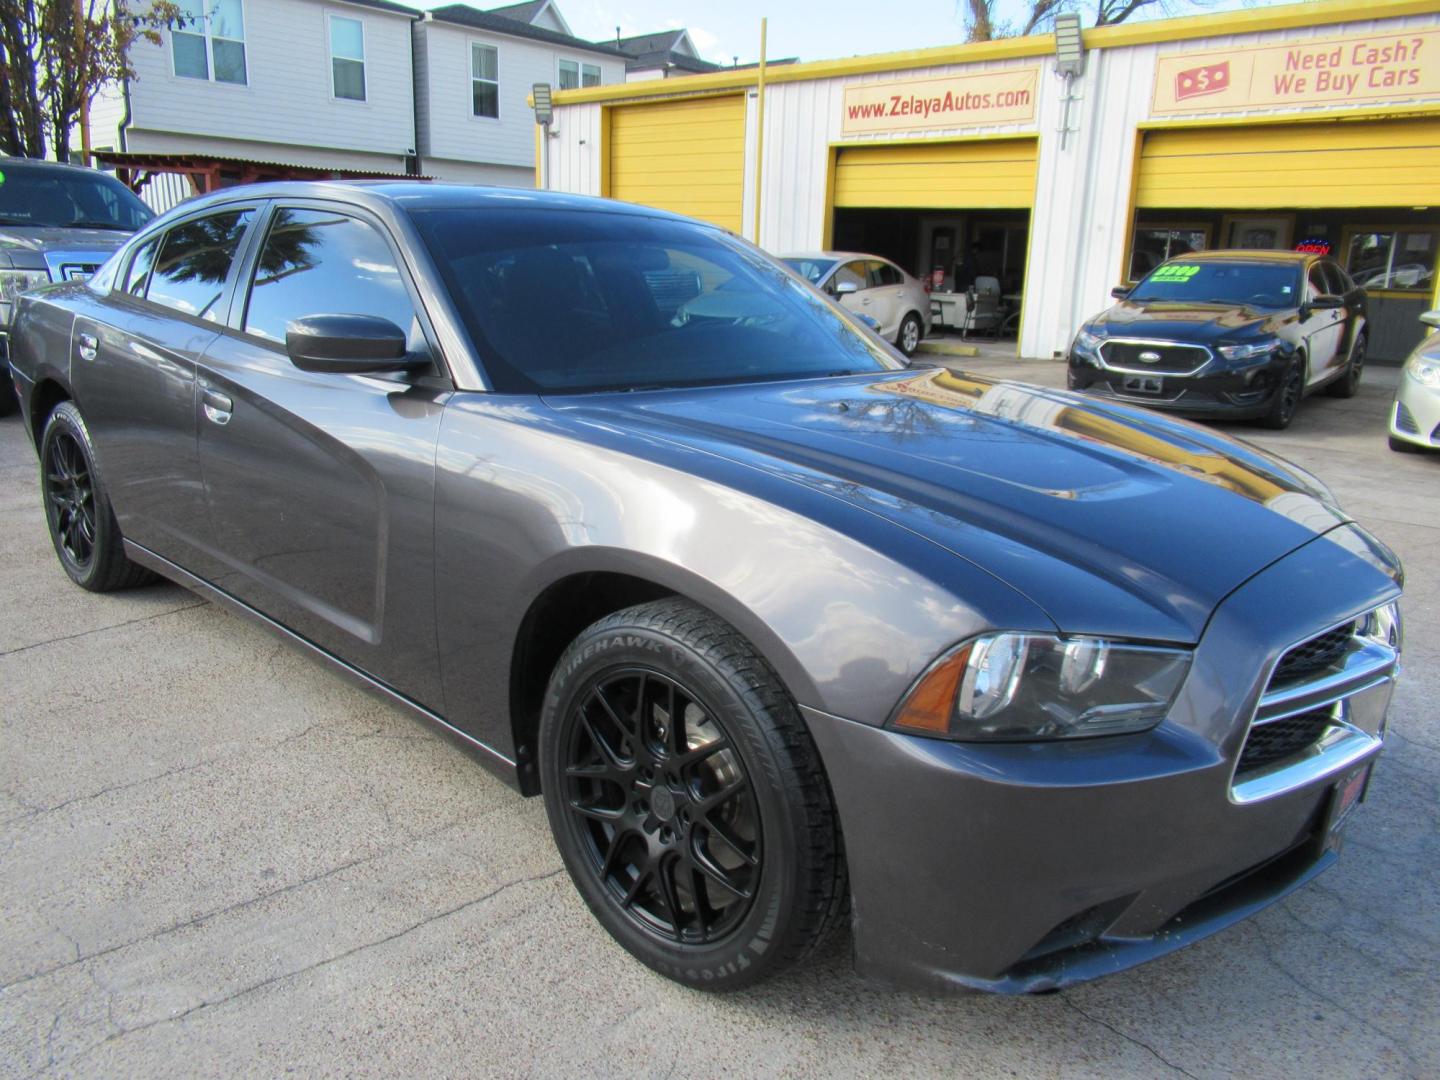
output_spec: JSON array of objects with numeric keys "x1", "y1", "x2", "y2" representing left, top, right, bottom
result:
[
  {"x1": 1229, "y1": 608, "x2": 1398, "y2": 805},
  {"x1": 1096, "y1": 337, "x2": 1214, "y2": 377}
]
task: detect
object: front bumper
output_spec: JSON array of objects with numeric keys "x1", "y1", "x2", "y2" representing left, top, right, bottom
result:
[
  {"x1": 1389, "y1": 377, "x2": 1440, "y2": 448},
  {"x1": 805, "y1": 529, "x2": 1400, "y2": 993},
  {"x1": 1068, "y1": 348, "x2": 1290, "y2": 420}
]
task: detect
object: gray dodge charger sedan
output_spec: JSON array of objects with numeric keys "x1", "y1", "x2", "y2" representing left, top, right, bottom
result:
[{"x1": 6, "y1": 183, "x2": 1403, "y2": 994}]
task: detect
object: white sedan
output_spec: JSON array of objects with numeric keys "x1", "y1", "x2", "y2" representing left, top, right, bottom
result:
[
  {"x1": 1389, "y1": 310, "x2": 1440, "y2": 453},
  {"x1": 782, "y1": 252, "x2": 932, "y2": 356}
]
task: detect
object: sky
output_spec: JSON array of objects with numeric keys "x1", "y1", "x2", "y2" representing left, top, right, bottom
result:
[{"x1": 396, "y1": 0, "x2": 1273, "y2": 67}]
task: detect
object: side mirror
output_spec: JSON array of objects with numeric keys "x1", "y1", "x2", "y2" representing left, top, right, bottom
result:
[
  {"x1": 1110, "y1": 286, "x2": 1132, "y2": 300},
  {"x1": 1309, "y1": 295, "x2": 1345, "y2": 310},
  {"x1": 834, "y1": 280, "x2": 859, "y2": 296},
  {"x1": 1419, "y1": 310, "x2": 1440, "y2": 329},
  {"x1": 285, "y1": 314, "x2": 420, "y2": 374},
  {"x1": 853, "y1": 313, "x2": 881, "y2": 331}
]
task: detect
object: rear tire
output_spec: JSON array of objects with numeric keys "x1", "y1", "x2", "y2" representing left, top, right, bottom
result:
[
  {"x1": 897, "y1": 313, "x2": 923, "y2": 357},
  {"x1": 1260, "y1": 356, "x2": 1305, "y2": 430},
  {"x1": 40, "y1": 401, "x2": 154, "y2": 591},
  {"x1": 1327, "y1": 332, "x2": 1365, "y2": 398},
  {"x1": 538, "y1": 597, "x2": 847, "y2": 991}
]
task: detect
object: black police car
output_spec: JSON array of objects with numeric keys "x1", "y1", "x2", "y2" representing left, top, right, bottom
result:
[{"x1": 1067, "y1": 250, "x2": 1367, "y2": 429}]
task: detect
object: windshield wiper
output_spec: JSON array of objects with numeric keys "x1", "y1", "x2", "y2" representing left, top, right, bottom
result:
[{"x1": 69, "y1": 220, "x2": 133, "y2": 231}]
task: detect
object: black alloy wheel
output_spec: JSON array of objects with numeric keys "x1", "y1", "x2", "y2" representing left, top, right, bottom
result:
[
  {"x1": 1262, "y1": 357, "x2": 1305, "y2": 430},
  {"x1": 540, "y1": 598, "x2": 847, "y2": 991},
  {"x1": 39, "y1": 402, "x2": 153, "y2": 591},
  {"x1": 1328, "y1": 333, "x2": 1365, "y2": 398},
  {"x1": 560, "y1": 667, "x2": 761, "y2": 944},
  {"x1": 45, "y1": 429, "x2": 97, "y2": 571}
]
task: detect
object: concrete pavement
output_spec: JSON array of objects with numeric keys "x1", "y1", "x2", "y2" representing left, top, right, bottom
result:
[{"x1": 2, "y1": 363, "x2": 1437, "y2": 1078}]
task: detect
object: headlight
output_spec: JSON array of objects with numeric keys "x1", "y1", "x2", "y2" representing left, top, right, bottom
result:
[
  {"x1": 1217, "y1": 340, "x2": 1278, "y2": 361},
  {"x1": 1406, "y1": 354, "x2": 1440, "y2": 387},
  {"x1": 1072, "y1": 328, "x2": 1102, "y2": 357},
  {"x1": 0, "y1": 268, "x2": 52, "y2": 326},
  {"x1": 1357, "y1": 601, "x2": 1403, "y2": 652},
  {"x1": 891, "y1": 632, "x2": 1193, "y2": 741}
]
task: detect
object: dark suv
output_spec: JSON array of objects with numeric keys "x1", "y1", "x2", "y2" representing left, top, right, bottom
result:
[
  {"x1": 1067, "y1": 250, "x2": 1367, "y2": 429},
  {"x1": 1, "y1": 158, "x2": 154, "y2": 415}
]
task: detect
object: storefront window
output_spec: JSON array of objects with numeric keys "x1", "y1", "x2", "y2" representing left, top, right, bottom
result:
[
  {"x1": 1129, "y1": 225, "x2": 1209, "y2": 281},
  {"x1": 1345, "y1": 228, "x2": 1438, "y2": 293}
]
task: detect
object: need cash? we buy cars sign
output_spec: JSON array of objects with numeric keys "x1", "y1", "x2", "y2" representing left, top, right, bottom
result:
[
  {"x1": 1152, "y1": 28, "x2": 1439, "y2": 115},
  {"x1": 842, "y1": 69, "x2": 1039, "y2": 134}
]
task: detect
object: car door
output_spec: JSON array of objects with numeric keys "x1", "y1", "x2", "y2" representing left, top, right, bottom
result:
[
  {"x1": 830, "y1": 259, "x2": 875, "y2": 323},
  {"x1": 1299, "y1": 260, "x2": 1345, "y2": 387},
  {"x1": 75, "y1": 205, "x2": 257, "y2": 577},
  {"x1": 1322, "y1": 259, "x2": 1362, "y2": 377},
  {"x1": 194, "y1": 200, "x2": 450, "y2": 709},
  {"x1": 865, "y1": 260, "x2": 907, "y2": 338}
]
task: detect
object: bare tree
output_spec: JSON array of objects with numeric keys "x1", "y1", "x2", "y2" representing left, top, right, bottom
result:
[
  {"x1": 962, "y1": 0, "x2": 1181, "y2": 43},
  {"x1": 0, "y1": 0, "x2": 181, "y2": 161}
]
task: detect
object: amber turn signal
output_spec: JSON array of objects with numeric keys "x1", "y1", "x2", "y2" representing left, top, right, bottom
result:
[{"x1": 890, "y1": 645, "x2": 971, "y2": 734}]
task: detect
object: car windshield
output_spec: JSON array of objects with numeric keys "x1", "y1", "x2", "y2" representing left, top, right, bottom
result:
[
  {"x1": 0, "y1": 165, "x2": 154, "y2": 231},
  {"x1": 413, "y1": 209, "x2": 902, "y2": 394},
  {"x1": 1128, "y1": 260, "x2": 1301, "y2": 309},
  {"x1": 782, "y1": 257, "x2": 837, "y2": 284}
]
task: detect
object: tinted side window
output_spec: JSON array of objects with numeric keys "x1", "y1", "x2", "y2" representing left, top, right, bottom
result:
[
  {"x1": 833, "y1": 261, "x2": 867, "y2": 292},
  {"x1": 1321, "y1": 261, "x2": 1347, "y2": 296},
  {"x1": 1306, "y1": 263, "x2": 1328, "y2": 298},
  {"x1": 870, "y1": 261, "x2": 902, "y2": 287},
  {"x1": 125, "y1": 236, "x2": 160, "y2": 296},
  {"x1": 242, "y1": 207, "x2": 417, "y2": 345},
  {"x1": 145, "y1": 210, "x2": 253, "y2": 320}
]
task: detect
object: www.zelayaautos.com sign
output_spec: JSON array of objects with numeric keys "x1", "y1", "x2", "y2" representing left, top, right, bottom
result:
[{"x1": 842, "y1": 68, "x2": 1039, "y2": 134}]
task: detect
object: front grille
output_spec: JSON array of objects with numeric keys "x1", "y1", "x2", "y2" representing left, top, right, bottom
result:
[
  {"x1": 1099, "y1": 340, "x2": 1210, "y2": 374},
  {"x1": 1395, "y1": 401, "x2": 1420, "y2": 435},
  {"x1": 1237, "y1": 707, "x2": 1334, "y2": 775},
  {"x1": 1268, "y1": 621, "x2": 1356, "y2": 687}
]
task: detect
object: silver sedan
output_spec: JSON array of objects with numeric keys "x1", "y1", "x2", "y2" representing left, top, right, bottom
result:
[
  {"x1": 782, "y1": 252, "x2": 932, "y2": 355},
  {"x1": 1389, "y1": 311, "x2": 1440, "y2": 453}
]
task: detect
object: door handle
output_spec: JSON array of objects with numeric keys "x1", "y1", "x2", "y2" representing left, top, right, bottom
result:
[
  {"x1": 77, "y1": 333, "x2": 97, "y2": 362},
  {"x1": 201, "y1": 386, "x2": 233, "y2": 425}
]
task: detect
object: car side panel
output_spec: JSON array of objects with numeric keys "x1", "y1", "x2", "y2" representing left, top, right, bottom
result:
[{"x1": 431, "y1": 393, "x2": 1055, "y2": 776}]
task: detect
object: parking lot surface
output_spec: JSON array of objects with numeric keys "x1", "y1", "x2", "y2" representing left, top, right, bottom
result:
[{"x1": 2, "y1": 361, "x2": 1437, "y2": 1079}]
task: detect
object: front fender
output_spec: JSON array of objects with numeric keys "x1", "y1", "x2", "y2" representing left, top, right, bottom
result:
[{"x1": 432, "y1": 394, "x2": 1053, "y2": 757}]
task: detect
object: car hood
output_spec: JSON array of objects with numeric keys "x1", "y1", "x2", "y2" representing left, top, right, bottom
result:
[
  {"x1": 1090, "y1": 299, "x2": 1291, "y2": 342},
  {"x1": 0, "y1": 226, "x2": 130, "y2": 269},
  {"x1": 548, "y1": 368, "x2": 1351, "y2": 642}
]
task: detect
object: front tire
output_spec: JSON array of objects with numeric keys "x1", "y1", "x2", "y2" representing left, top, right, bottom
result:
[
  {"x1": 539, "y1": 598, "x2": 847, "y2": 991},
  {"x1": 1327, "y1": 332, "x2": 1365, "y2": 398},
  {"x1": 1261, "y1": 356, "x2": 1305, "y2": 430},
  {"x1": 40, "y1": 401, "x2": 153, "y2": 591},
  {"x1": 897, "y1": 313, "x2": 923, "y2": 357}
]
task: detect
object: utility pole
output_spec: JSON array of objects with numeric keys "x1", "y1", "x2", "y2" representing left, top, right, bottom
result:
[{"x1": 75, "y1": 0, "x2": 92, "y2": 161}]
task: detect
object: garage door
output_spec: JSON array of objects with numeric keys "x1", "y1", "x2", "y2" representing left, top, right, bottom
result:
[
  {"x1": 833, "y1": 138, "x2": 1038, "y2": 209},
  {"x1": 1137, "y1": 118, "x2": 1440, "y2": 208},
  {"x1": 608, "y1": 95, "x2": 745, "y2": 233}
]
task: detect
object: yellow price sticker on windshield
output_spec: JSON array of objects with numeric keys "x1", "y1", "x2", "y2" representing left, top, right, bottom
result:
[{"x1": 1153, "y1": 264, "x2": 1200, "y2": 281}]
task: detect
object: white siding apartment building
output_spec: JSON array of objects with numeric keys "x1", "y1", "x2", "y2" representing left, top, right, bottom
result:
[{"x1": 87, "y1": 0, "x2": 627, "y2": 200}]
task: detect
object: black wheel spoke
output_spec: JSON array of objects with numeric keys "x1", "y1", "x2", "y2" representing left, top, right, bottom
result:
[
  {"x1": 599, "y1": 827, "x2": 631, "y2": 880},
  {"x1": 654, "y1": 857, "x2": 684, "y2": 934},
  {"x1": 579, "y1": 712, "x2": 630, "y2": 774},
  {"x1": 569, "y1": 796, "x2": 623, "y2": 822},
  {"x1": 676, "y1": 737, "x2": 728, "y2": 773},
  {"x1": 696, "y1": 777, "x2": 746, "y2": 815},
  {"x1": 593, "y1": 682, "x2": 638, "y2": 743},
  {"x1": 691, "y1": 845, "x2": 754, "y2": 900},
  {"x1": 620, "y1": 866, "x2": 652, "y2": 909},
  {"x1": 699, "y1": 810, "x2": 759, "y2": 868}
]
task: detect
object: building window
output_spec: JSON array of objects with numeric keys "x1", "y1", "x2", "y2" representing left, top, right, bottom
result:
[
  {"x1": 173, "y1": 0, "x2": 247, "y2": 85},
  {"x1": 471, "y1": 43, "x2": 498, "y2": 118},
  {"x1": 330, "y1": 15, "x2": 366, "y2": 101},
  {"x1": 582, "y1": 63, "x2": 600, "y2": 87},
  {"x1": 1128, "y1": 224, "x2": 1210, "y2": 281},
  {"x1": 1344, "y1": 227, "x2": 1438, "y2": 294},
  {"x1": 558, "y1": 59, "x2": 579, "y2": 89}
]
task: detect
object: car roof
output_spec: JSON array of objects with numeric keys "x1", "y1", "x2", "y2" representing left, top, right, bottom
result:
[
  {"x1": 1174, "y1": 249, "x2": 1317, "y2": 264},
  {"x1": 0, "y1": 157, "x2": 115, "y2": 176},
  {"x1": 154, "y1": 180, "x2": 705, "y2": 226}
]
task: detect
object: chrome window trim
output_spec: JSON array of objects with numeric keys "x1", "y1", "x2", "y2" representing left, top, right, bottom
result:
[
  {"x1": 1097, "y1": 337, "x2": 1214, "y2": 377},
  {"x1": 1228, "y1": 606, "x2": 1398, "y2": 805}
]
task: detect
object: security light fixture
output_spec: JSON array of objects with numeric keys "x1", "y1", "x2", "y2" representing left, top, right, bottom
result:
[
  {"x1": 1054, "y1": 13, "x2": 1085, "y2": 77},
  {"x1": 533, "y1": 82, "x2": 553, "y2": 126}
]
